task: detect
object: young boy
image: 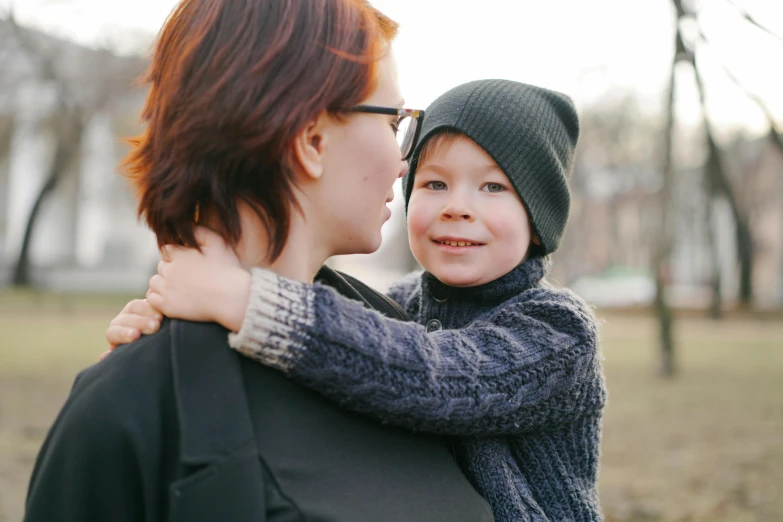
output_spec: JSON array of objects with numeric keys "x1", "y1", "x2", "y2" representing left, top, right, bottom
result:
[{"x1": 109, "y1": 79, "x2": 606, "y2": 521}]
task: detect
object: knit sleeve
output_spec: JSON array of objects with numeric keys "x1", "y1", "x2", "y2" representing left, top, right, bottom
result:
[{"x1": 228, "y1": 268, "x2": 605, "y2": 436}]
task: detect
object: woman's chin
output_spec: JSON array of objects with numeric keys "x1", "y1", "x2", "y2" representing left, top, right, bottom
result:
[{"x1": 334, "y1": 235, "x2": 383, "y2": 257}]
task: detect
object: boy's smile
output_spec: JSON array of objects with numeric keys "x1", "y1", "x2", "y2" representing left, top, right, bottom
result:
[
  {"x1": 432, "y1": 236, "x2": 485, "y2": 251},
  {"x1": 407, "y1": 134, "x2": 535, "y2": 288}
]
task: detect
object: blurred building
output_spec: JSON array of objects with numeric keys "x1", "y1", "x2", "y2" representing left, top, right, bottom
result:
[{"x1": 560, "y1": 136, "x2": 783, "y2": 308}]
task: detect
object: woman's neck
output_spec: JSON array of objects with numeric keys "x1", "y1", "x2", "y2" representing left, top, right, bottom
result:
[
  {"x1": 237, "y1": 207, "x2": 329, "y2": 283},
  {"x1": 264, "y1": 229, "x2": 328, "y2": 283}
]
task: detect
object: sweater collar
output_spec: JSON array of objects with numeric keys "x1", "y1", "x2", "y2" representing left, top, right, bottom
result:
[{"x1": 420, "y1": 256, "x2": 549, "y2": 307}]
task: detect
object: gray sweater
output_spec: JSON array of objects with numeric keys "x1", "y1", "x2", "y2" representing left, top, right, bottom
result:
[{"x1": 229, "y1": 257, "x2": 606, "y2": 521}]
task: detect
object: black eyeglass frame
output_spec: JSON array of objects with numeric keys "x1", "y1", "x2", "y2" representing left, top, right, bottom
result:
[{"x1": 346, "y1": 105, "x2": 425, "y2": 161}]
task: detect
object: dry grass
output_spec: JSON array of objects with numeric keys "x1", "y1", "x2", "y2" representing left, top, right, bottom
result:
[
  {"x1": 598, "y1": 315, "x2": 783, "y2": 521},
  {"x1": 0, "y1": 291, "x2": 781, "y2": 521}
]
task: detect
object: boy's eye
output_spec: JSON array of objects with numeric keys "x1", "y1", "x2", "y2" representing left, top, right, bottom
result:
[
  {"x1": 425, "y1": 181, "x2": 447, "y2": 191},
  {"x1": 391, "y1": 117, "x2": 403, "y2": 134},
  {"x1": 482, "y1": 183, "x2": 506, "y2": 193}
]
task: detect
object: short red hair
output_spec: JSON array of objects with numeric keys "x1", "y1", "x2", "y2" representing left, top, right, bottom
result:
[{"x1": 122, "y1": 0, "x2": 398, "y2": 261}]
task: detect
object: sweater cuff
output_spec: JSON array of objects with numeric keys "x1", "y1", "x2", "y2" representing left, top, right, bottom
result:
[{"x1": 228, "y1": 268, "x2": 314, "y2": 372}]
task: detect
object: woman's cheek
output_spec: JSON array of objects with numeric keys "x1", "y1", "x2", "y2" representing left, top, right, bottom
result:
[
  {"x1": 366, "y1": 124, "x2": 400, "y2": 192},
  {"x1": 384, "y1": 135, "x2": 403, "y2": 183}
]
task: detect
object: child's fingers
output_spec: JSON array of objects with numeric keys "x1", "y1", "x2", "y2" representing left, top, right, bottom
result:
[
  {"x1": 120, "y1": 298, "x2": 162, "y2": 321},
  {"x1": 126, "y1": 298, "x2": 162, "y2": 320},
  {"x1": 110, "y1": 313, "x2": 160, "y2": 335},
  {"x1": 146, "y1": 290, "x2": 165, "y2": 314},
  {"x1": 105, "y1": 325, "x2": 141, "y2": 347},
  {"x1": 121, "y1": 298, "x2": 146, "y2": 314},
  {"x1": 98, "y1": 350, "x2": 111, "y2": 361}
]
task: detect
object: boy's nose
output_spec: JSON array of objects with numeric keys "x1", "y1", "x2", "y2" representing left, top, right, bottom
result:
[{"x1": 440, "y1": 197, "x2": 473, "y2": 221}]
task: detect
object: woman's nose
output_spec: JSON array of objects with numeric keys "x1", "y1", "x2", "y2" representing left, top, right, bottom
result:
[{"x1": 398, "y1": 160, "x2": 409, "y2": 179}]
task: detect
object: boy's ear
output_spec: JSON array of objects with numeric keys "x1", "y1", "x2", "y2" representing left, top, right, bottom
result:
[{"x1": 292, "y1": 111, "x2": 330, "y2": 181}]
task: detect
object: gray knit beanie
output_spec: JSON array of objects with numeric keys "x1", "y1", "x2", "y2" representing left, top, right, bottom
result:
[{"x1": 402, "y1": 79, "x2": 579, "y2": 255}]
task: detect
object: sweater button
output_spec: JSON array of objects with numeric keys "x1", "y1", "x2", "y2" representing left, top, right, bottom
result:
[
  {"x1": 432, "y1": 288, "x2": 448, "y2": 303},
  {"x1": 426, "y1": 319, "x2": 442, "y2": 332}
]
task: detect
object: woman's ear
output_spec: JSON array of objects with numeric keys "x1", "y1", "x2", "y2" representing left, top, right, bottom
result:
[
  {"x1": 531, "y1": 234, "x2": 541, "y2": 245},
  {"x1": 292, "y1": 112, "x2": 329, "y2": 181}
]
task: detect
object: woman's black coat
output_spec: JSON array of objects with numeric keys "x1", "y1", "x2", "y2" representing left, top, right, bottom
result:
[{"x1": 24, "y1": 267, "x2": 494, "y2": 522}]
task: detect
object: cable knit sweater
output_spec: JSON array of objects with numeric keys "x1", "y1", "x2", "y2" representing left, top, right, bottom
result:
[{"x1": 229, "y1": 257, "x2": 606, "y2": 522}]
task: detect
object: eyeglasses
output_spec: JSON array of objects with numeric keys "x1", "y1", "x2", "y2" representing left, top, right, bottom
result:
[{"x1": 346, "y1": 105, "x2": 425, "y2": 161}]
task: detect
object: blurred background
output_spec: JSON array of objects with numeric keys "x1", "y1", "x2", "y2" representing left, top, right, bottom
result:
[{"x1": 0, "y1": 0, "x2": 781, "y2": 520}]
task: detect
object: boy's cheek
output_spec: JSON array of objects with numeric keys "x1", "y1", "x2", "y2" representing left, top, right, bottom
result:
[{"x1": 405, "y1": 211, "x2": 430, "y2": 245}]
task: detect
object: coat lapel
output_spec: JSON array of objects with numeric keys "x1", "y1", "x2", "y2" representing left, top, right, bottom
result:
[{"x1": 169, "y1": 320, "x2": 266, "y2": 521}]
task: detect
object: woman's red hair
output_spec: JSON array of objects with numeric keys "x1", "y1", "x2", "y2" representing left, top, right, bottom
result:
[{"x1": 122, "y1": 0, "x2": 398, "y2": 261}]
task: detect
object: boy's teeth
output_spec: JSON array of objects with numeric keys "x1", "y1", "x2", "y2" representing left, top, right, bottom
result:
[{"x1": 440, "y1": 240, "x2": 474, "y2": 247}]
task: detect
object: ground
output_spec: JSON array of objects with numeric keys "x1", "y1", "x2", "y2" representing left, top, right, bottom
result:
[{"x1": 1, "y1": 290, "x2": 781, "y2": 521}]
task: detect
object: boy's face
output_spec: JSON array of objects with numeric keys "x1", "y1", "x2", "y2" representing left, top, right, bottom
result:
[{"x1": 407, "y1": 134, "x2": 533, "y2": 287}]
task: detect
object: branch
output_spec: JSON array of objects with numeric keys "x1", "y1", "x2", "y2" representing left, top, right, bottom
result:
[
  {"x1": 673, "y1": 0, "x2": 689, "y2": 17},
  {"x1": 723, "y1": 0, "x2": 783, "y2": 43},
  {"x1": 6, "y1": 12, "x2": 72, "y2": 107},
  {"x1": 697, "y1": 29, "x2": 783, "y2": 154},
  {"x1": 4, "y1": 14, "x2": 140, "y2": 117}
]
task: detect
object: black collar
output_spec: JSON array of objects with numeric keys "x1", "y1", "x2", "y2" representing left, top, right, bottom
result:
[
  {"x1": 170, "y1": 319, "x2": 257, "y2": 465},
  {"x1": 421, "y1": 256, "x2": 549, "y2": 307}
]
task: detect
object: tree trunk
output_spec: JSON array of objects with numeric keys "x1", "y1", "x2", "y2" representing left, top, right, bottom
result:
[
  {"x1": 654, "y1": 275, "x2": 676, "y2": 376},
  {"x1": 652, "y1": 11, "x2": 683, "y2": 378},
  {"x1": 0, "y1": 115, "x2": 13, "y2": 159},
  {"x1": 705, "y1": 195, "x2": 723, "y2": 320},
  {"x1": 12, "y1": 115, "x2": 84, "y2": 286},
  {"x1": 706, "y1": 133, "x2": 753, "y2": 306},
  {"x1": 692, "y1": 55, "x2": 754, "y2": 307}
]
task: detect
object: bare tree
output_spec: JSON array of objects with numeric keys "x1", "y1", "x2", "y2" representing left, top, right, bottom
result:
[
  {"x1": 702, "y1": 12, "x2": 783, "y2": 309},
  {"x1": 651, "y1": 0, "x2": 692, "y2": 378},
  {"x1": 12, "y1": 111, "x2": 85, "y2": 285},
  {"x1": 690, "y1": 3, "x2": 783, "y2": 309},
  {"x1": 3, "y1": 13, "x2": 146, "y2": 286},
  {"x1": 653, "y1": 0, "x2": 777, "y2": 373},
  {"x1": 701, "y1": 32, "x2": 783, "y2": 157},
  {"x1": 691, "y1": 51, "x2": 755, "y2": 309}
]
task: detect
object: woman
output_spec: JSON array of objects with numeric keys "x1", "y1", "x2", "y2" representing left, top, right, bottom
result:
[{"x1": 23, "y1": 1, "x2": 494, "y2": 521}]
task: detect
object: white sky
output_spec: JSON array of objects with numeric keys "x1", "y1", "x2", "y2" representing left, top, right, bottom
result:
[{"x1": 3, "y1": 0, "x2": 782, "y2": 136}]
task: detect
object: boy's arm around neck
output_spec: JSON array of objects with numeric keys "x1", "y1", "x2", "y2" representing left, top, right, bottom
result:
[{"x1": 230, "y1": 269, "x2": 606, "y2": 436}]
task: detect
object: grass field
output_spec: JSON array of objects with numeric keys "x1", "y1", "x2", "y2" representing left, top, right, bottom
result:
[{"x1": 1, "y1": 290, "x2": 782, "y2": 521}]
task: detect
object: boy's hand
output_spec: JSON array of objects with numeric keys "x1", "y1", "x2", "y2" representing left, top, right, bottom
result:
[
  {"x1": 147, "y1": 227, "x2": 251, "y2": 332},
  {"x1": 102, "y1": 299, "x2": 162, "y2": 360}
]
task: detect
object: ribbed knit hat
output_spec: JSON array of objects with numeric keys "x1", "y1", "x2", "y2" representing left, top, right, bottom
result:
[{"x1": 403, "y1": 79, "x2": 579, "y2": 255}]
